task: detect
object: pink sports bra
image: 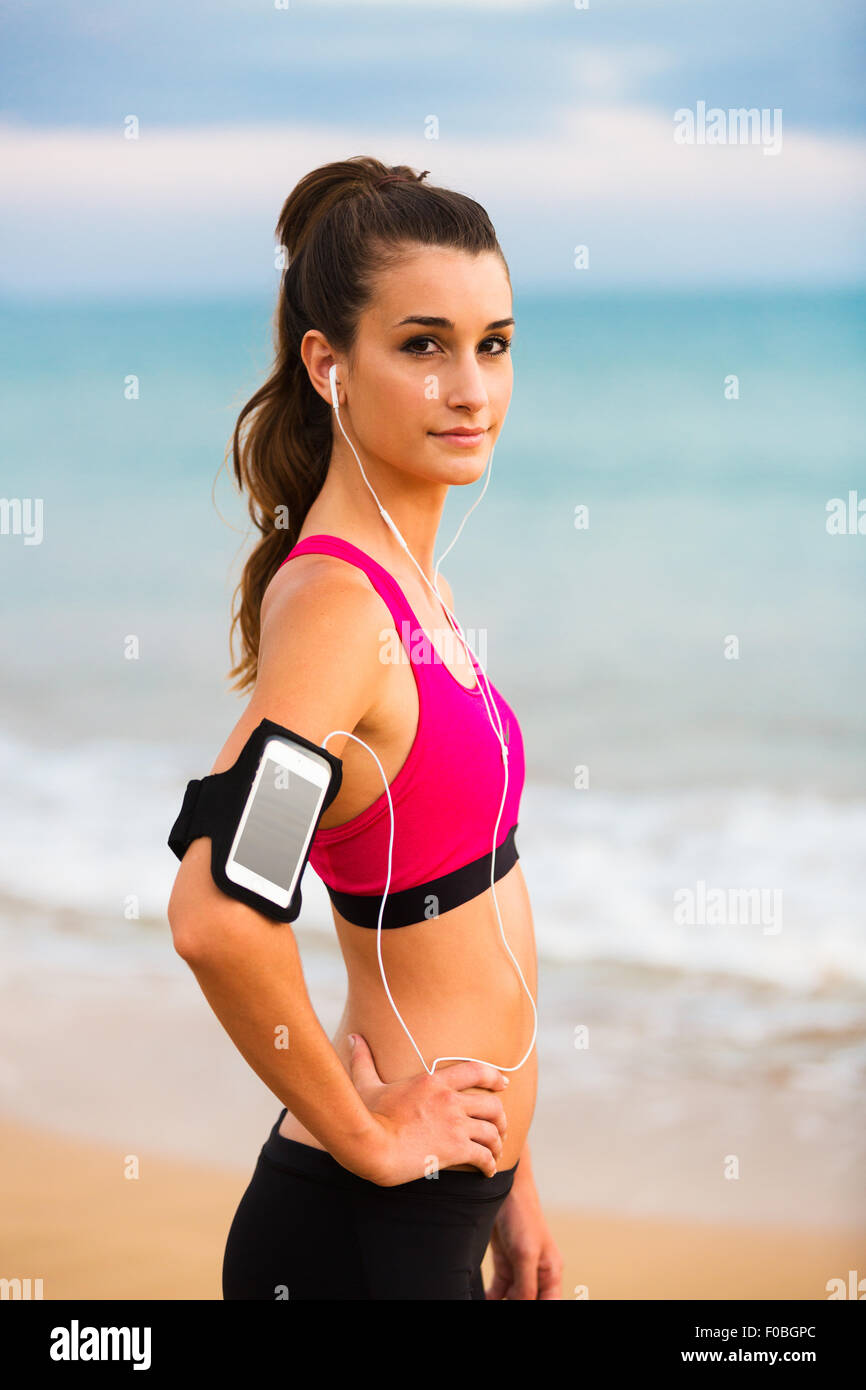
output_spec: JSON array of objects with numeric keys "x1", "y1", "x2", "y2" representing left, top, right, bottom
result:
[{"x1": 277, "y1": 534, "x2": 525, "y2": 929}]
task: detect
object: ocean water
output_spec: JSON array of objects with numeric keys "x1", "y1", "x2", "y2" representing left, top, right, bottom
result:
[{"x1": 1, "y1": 289, "x2": 864, "y2": 1179}]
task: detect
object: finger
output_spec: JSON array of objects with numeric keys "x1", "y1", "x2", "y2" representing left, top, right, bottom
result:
[
  {"x1": 468, "y1": 1119, "x2": 504, "y2": 1158},
  {"x1": 509, "y1": 1260, "x2": 539, "y2": 1301},
  {"x1": 439, "y1": 1060, "x2": 509, "y2": 1093},
  {"x1": 537, "y1": 1258, "x2": 563, "y2": 1300},
  {"x1": 538, "y1": 1279, "x2": 561, "y2": 1300},
  {"x1": 466, "y1": 1142, "x2": 498, "y2": 1178},
  {"x1": 346, "y1": 1032, "x2": 380, "y2": 1088},
  {"x1": 485, "y1": 1270, "x2": 510, "y2": 1300},
  {"x1": 461, "y1": 1092, "x2": 508, "y2": 1135}
]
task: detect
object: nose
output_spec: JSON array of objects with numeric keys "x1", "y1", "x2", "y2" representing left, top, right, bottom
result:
[{"x1": 444, "y1": 351, "x2": 489, "y2": 415}]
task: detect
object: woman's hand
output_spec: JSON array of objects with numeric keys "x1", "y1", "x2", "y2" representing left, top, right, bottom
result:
[
  {"x1": 485, "y1": 1169, "x2": 564, "y2": 1300},
  {"x1": 347, "y1": 1032, "x2": 509, "y2": 1185}
]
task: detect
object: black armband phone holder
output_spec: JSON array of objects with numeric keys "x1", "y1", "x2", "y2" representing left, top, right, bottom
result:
[{"x1": 167, "y1": 717, "x2": 343, "y2": 922}]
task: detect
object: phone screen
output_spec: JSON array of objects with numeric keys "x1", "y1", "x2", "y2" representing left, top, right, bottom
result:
[{"x1": 232, "y1": 757, "x2": 324, "y2": 892}]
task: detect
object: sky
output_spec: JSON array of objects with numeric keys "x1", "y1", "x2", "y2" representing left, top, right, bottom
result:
[{"x1": 1, "y1": 0, "x2": 864, "y2": 296}]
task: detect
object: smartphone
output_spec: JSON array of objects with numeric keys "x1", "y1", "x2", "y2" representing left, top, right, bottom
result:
[{"x1": 225, "y1": 735, "x2": 333, "y2": 909}]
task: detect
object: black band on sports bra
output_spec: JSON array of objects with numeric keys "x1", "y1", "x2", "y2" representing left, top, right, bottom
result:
[
  {"x1": 324, "y1": 822, "x2": 520, "y2": 929},
  {"x1": 167, "y1": 717, "x2": 343, "y2": 923}
]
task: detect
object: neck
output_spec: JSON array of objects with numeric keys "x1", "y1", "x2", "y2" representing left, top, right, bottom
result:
[{"x1": 302, "y1": 436, "x2": 449, "y2": 586}]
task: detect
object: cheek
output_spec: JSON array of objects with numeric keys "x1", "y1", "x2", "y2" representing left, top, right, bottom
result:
[
  {"x1": 373, "y1": 367, "x2": 429, "y2": 431},
  {"x1": 397, "y1": 364, "x2": 436, "y2": 416},
  {"x1": 492, "y1": 358, "x2": 511, "y2": 403},
  {"x1": 490, "y1": 366, "x2": 513, "y2": 418},
  {"x1": 351, "y1": 371, "x2": 422, "y2": 449}
]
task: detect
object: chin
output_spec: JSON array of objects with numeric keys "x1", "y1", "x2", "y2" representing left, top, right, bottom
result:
[{"x1": 425, "y1": 439, "x2": 492, "y2": 484}]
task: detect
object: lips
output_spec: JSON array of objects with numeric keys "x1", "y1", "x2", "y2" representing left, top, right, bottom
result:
[{"x1": 431, "y1": 427, "x2": 487, "y2": 445}]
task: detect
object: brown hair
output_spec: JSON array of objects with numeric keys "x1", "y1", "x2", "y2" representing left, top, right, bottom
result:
[{"x1": 226, "y1": 155, "x2": 507, "y2": 693}]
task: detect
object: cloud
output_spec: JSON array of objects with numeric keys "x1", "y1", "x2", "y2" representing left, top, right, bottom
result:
[
  {"x1": 568, "y1": 44, "x2": 677, "y2": 99},
  {"x1": 2, "y1": 103, "x2": 863, "y2": 294}
]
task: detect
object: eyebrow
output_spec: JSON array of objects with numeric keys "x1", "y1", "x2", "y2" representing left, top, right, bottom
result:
[{"x1": 393, "y1": 315, "x2": 515, "y2": 331}]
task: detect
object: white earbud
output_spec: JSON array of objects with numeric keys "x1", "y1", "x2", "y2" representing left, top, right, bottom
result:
[{"x1": 328, "y1": 362, "x2": 340, "y2": 411}]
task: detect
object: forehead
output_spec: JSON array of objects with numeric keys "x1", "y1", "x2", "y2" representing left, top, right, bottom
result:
[{"x1": 363, "y1": 246, "x2": 511, "y2": 329}]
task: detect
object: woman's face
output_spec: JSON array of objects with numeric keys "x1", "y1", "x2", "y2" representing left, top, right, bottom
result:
[{"x1": 336, "y1": 245, "x2": 514, "y2": 486}]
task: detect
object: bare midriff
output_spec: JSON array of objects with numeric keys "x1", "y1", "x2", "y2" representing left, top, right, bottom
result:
[{"x1": 278, "y1": 860, "x2": 538, "y2": 1173}]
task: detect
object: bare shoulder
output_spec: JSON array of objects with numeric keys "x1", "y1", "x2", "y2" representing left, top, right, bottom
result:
[
  {"x1": 260, "y1": 549, "x2": 384, "y2": 635},
  {"x1": 209, "y1": 552, "x2": 390, "y2": 775},
  {"x1": 257, "y1": 550, "x2": 391, "y2": 700}
]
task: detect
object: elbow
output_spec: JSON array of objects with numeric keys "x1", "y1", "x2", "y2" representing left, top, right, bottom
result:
[
  {"x1": 166, "y1": 844, "x2": 224, "y2": 963},
  {"x1": 170, "y1": 908, "x2": 228, "y2": 967},
  {"x1": 167, "y1": 880, "x2": 279, "y2": 964},
  {"x1": 167, "y1": 880, "x2": 211, "y2": 964},
  {"x1": 167, "y1": 845, "x2": 299, "y2": 963},
  {"x1": 168, "y1": 902, "x2": 203, "y2": 964},
  {"x1": 171, "y1": 924, "x2": 204, "y2": 964}
]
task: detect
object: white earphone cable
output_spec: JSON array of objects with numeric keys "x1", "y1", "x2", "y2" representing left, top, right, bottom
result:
[{"x1": 322, "y1": 366, "x2": 537, "y2": 1075}]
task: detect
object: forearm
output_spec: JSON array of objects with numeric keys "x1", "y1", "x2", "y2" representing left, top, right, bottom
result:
[
  {"x1": 178, "y1": 918, "x2": 381, "y2": 1176},
  {"x1": 511, "y1": 1138, "x2": 537, "y2": 1193},
  {"x1": 489, "y1": 1135, "x2": 564, "y2": 1299}
]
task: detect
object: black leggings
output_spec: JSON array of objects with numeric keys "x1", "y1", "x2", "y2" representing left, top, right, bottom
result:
[{"x1": 222, "y1": 1107, "x2": 519, "y2": 1301}]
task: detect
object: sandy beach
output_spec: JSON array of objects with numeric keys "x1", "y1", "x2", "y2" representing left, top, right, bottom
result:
[
  {"x1": 1, "y1": 1114, "x2": 862, "y2": 1301},
  {"x1": 1, "y1": 922, "x2": 864, "y2": 1302}
]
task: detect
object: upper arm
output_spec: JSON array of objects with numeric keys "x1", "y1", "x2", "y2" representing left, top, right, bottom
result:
[
  {"x1": 213, "y1": 556, "x2": 387, "y2": 771},
  {"x1": 167, "y1": 557, "x2": 387, "y2": 946}
]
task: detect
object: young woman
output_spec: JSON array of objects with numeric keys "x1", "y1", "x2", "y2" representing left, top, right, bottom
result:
[{"x1": 167, "y1": 157, "x2": 563, "y2": 1300}]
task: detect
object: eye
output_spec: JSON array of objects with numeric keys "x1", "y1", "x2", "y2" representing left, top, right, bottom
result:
[
  {"x1": 480, "y1": 334, "x2": 513, "y2": 356},
  {"x1": 400, "y1": 334, "x2": 514, "y2": 357},
  {"x1": 401, "y1": 336, "x2": 441, "y2": 356}
]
